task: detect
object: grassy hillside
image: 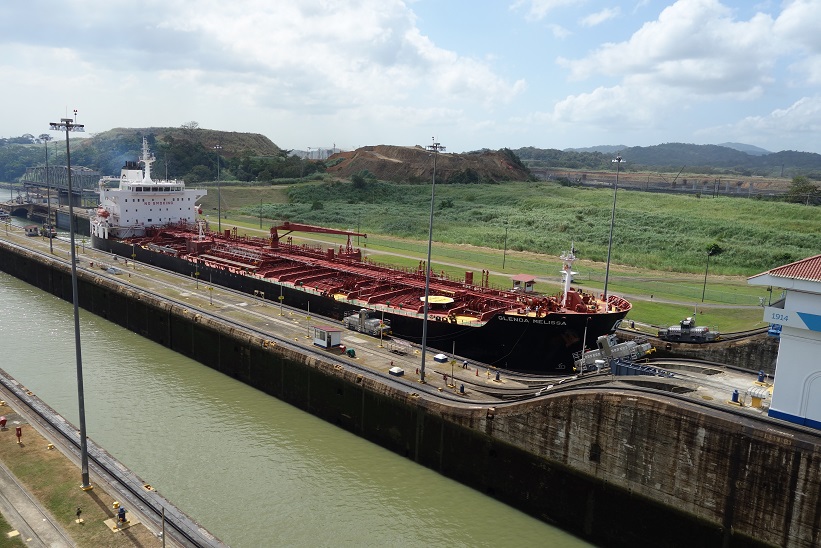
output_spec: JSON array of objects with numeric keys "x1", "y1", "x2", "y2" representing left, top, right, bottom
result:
[{"x1": 232, "y1": 180, "x2": 818, "y2": 276}]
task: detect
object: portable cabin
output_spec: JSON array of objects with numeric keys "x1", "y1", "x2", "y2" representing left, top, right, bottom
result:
[
  {"x1": 312, "y1": 325, "x2": 343, "y2": 349},
  {"x1": 512, "y1": 274, "x2": 536, "y2": 293}
]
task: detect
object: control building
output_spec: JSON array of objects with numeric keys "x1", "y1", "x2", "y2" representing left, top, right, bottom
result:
[{"x1": 749, "y1": 254, "x2": 821, "y2": 429}]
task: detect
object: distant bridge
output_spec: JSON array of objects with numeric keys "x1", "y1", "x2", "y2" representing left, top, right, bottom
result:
[
  {"x1": 20, "y1": 165, "x2": 100, "y2": 192},
  {"x1": 12, "y1": 165, "x2": 99, "y2": 210}
]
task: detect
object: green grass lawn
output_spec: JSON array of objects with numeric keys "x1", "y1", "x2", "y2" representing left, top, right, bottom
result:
[
  {"x1": 0, "y1": 414, "x2": 158, "y2": 547},
  {"x1": 244, "y1": 180, "x2": 820, "y2": 276},
  {"x1": 203, "y1": 178, "x2": 814, "y2": 332}
]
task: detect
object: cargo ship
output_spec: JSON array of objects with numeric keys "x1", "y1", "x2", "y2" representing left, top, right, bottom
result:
[{"x1": 91, "y1": 139, "x2": 631, "y2": 373}]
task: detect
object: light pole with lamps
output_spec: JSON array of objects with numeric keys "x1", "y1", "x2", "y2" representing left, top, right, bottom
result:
[
  {"x1": 420, "y1": 138, "x2": 445, "y2": 384},
  {"x1": 49, "y1": 113, "x2": 92, "y2": 491},
  {"x1": 38, "y1": 134, "x2": 54, "y2": 253},
  {"x1": 603, "y1": 154, "x2": 623, "y2": 306},
  {"x1": 502, "y1": 220, "x2": 509, "y2": 269},
  {"x1": 701, "y1": 244, "x2": 721, "y2": 302},
  {"x1": 214, "y1": 144, "x2": 222, "y2": 233}
]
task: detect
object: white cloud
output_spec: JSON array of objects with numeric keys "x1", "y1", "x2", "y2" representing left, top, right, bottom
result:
[
  {"x1": 549, "y1": 0, "x2": 791, "y2": 131},
  {"x1": 580, "y1": 7, "x2": 621, "y2": 27},
  {"x1": 3, "y1": 0, "x2": 821, "y2": 153},
  {"x1": 772, "y1": 0, "x2": 821, "y2": 54},
  {"x1": 773, "y1": 0, "x2": 821, "y2": 85},
  {"x1": 704, "y1": 96, "x2": 821, "y2": 145},
  {"x1": 548, "y1": 23, "x2": 572, "y2": 39},
  {"x1": 560, "y1": 0, "x2": 777, "y2": 94},
  {"x1": 510, "y1": 0, "x2": 578, "y2": 21},
  {"x1": 1, "y1": 0, "x2": 524, "y2": 136},
  {"x1": 548, "y1": 85, "x2": 671, "y2": 129},
  {"x1": 152, "y1": 1, "x2": 525, "y2": 111}
]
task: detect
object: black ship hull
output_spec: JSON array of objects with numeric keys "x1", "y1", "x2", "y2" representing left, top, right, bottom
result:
[{"x1": 93, "y1": 235, "x2": 628, "y2": 373}]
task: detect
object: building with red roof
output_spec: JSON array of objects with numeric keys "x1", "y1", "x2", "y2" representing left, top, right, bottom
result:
[{"x1": 749, "y1": 255, "x2": 821, "y2": 429}]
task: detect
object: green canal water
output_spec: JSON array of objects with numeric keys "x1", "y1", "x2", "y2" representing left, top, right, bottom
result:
[{"x1": 0, "y1": 268, "x2": 590, "y2": 547}]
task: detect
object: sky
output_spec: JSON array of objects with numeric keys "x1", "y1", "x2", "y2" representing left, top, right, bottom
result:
[{"x1": 2, "y1": 0, "x2": 820, "y2": 154}]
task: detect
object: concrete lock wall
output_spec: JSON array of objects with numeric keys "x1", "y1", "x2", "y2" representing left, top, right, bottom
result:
[
  {"x1": 653, "y1": 337, "x2": 780, "y2": 375},
  {"x1": 1, "y1": 240, "x2": 819, "y2": 547},
  {"x1": 617, "y1": 331, "x2": 780, "y2": 375}
]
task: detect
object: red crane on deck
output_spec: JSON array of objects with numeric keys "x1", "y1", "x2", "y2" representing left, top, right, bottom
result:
[{"x1": 270, "y1": 221, "x2": 366, "y2": 255}]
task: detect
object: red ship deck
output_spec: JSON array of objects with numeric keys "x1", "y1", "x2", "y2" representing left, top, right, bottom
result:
[{"x1": 124, "y1": 224, "x2": 629, "y2": 324}]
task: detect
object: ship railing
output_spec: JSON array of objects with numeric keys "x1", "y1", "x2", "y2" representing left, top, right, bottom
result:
[
  {"x1": 147, "y1": 243, "x2": 179, "y2": 256},
  {"x1": 213, "y1": 244, "x2": 266, "y2": 264}
]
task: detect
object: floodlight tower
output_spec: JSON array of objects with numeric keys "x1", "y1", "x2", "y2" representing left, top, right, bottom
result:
[
  {"x1": 420, "y1": 138, "x2": 445, "y2": 383},
  {"x1": 603, "y1": 154, "x2": 623, "y2": 306},
  {"x1": 49, "y1": 112, "x2": 92, "y2": 491},
  {"x1": 214, "y1": 143, "x2": 223, "y2": 233}
]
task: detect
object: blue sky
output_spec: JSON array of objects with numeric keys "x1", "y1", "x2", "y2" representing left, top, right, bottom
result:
[{"x1": 2, "y1": 0, "x2": 820, "y2": 154}]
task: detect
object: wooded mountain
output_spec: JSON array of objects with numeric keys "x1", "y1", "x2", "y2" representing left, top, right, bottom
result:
[
  {"x1": 3, "y1": 129, "x2": 820, "y2": 183},
  {"x1": 516, "y1": 142, "x2": 821, "y2": 178}
]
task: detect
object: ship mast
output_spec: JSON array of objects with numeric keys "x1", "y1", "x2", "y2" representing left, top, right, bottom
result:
[
  {"x1": 559, "y1": 244, "x2": 577, "y2": 308},
  {"x1": 140, "y1": 137, "x2": 156, "y2": 183}
]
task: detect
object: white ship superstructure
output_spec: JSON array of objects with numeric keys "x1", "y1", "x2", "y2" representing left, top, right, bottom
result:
[{"x1": 91, "y1": 137, "x2": 206, "y2": 239}]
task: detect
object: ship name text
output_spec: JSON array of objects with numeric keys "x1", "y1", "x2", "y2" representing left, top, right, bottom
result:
[{"x1": 498, "y1": 315, "x2": 566, "y2": 326}]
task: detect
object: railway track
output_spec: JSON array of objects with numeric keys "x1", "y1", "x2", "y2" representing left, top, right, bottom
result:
[
  {"x1": 0, "y1": 458, "x2": 74, "y2": 547},
  {"x1": 717, "y1": 327, "x2": 769, "y2": 341}
]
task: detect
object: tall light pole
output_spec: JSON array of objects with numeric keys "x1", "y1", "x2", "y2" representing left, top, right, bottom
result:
[
  {"x1": 50, "y1": 113, "x2": 92, "y2": 491},
  {"x1": 420, "y1": 138, "x2": 445, "y2": 383},
  {"x1": 701, "y1": 245, "x2": 720, "y2": 302},
  {"x1": 502, "y1": 221, "x2": 509, "y2": 269},
  {"x1": 214, "y1": 143, "x2": 222, "y2": 233},
  {"x1": 38, "y1": 133, "x2": 54, "y2": 254},
  {"x1": 603, "y1": 154, "x2": 623, "y2": 307}
]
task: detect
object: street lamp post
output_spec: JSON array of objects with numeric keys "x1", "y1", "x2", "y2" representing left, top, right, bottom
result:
[
  {"x1": 39, "y1": 134, "x2": 54, "y2": 253},
  {"x1": 502, "y1": 222, "x2": 508, "y2": 269},
  {"x1": 701, "y1": 246, "x2": 718, "y2": 302},
  {"x1": 214, "y1": 144, "x2": 222, "y2": 233},
  {"x1": 603, "y1": 155, "x2": 623, "y2": 306},
  {"x1": 49, "y1": 114, "x2": 92, "y2": 491},
  {"x1": 420, "y1": 138, "x2": 445, "y2": 383}
]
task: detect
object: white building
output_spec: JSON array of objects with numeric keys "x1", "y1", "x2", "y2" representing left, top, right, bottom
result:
[{"x1": 749, "y1": 254, "x2": 821, "y2": 429}]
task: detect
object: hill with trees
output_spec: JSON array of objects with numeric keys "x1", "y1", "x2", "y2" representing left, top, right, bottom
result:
[{"x1": 516, "y1": 143, "x2": 821, "y2": 179}]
